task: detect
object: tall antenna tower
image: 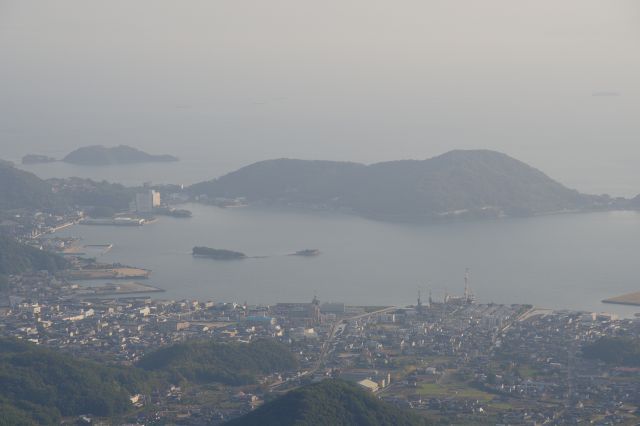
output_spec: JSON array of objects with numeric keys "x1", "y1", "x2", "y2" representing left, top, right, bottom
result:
[
  {"x1": 464, "y1": 268, "x2": 470, "y2": 300},
  {"x1": 464, "y1": 268, "x2": 475, "y2": 304}
]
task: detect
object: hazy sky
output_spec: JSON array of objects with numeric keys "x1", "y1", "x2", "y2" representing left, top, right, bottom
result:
[{"x1": 1, "y1": 1, "x2": 639, "y2": 195}]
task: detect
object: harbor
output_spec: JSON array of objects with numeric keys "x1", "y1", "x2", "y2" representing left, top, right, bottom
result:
[{"x1": 50, "y1": 204, "x2": 640, "y2": 317}]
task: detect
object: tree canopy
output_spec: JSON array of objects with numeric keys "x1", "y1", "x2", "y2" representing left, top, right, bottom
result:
[
  {"x1": 0, "y1": 338, "x2": 150, "y2": 425},
  {"x1": 226, "y1": 379, "x2": 433, "y2": 426},
  {"x1": 138, "y1": 339, "x2": 297, "y2": 385}
]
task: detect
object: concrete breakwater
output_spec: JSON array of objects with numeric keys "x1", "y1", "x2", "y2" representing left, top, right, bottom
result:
[
  {"x1": 74, "y1": 281, "x2": 164, "y2": 297},
  {"x1": 66, "y1": 267, "x2": 151, "y2": 280},
  {"x1": 602, "y1": 291, "x2": 640, "y2": 307}
]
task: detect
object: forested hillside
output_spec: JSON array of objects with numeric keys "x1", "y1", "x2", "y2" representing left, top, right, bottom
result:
[
  {"x1": 138, "y1": 339, "x2": 297, "y2": 385},
  {"x1": 225, "y1": 379, "x2": 432, "y2": 426},
  {"x1": 190, "y1": 150, "x2": 603, "y2": 221},
  {"x1": 0, "y1": 338, "x2": 150, "y2": 425}
]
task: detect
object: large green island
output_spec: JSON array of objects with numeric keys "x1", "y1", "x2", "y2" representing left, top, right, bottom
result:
[
  {"x1": 63, "y1": 145, "x2": 178, "y2": 165},
  {"x1": 192, "y1": 246, "x2": 247, "y2": 260}
]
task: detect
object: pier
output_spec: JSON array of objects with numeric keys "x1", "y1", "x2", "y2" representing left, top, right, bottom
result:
[
  {"x1": 74, "y1": 281, "x2": 164, "y2": 298},
  {"x1": 66, "y1": 267, "x2": 150, "y2": 280}
]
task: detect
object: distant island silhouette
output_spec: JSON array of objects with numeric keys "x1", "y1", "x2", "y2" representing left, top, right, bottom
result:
[
  {"x1": 22, "y1": 145, "x2": 178, "y2": 166},
  {"x1": 189, "y1": 149, "x2": 621, "y2": 222}
]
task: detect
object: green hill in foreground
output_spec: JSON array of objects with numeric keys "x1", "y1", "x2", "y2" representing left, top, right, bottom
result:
[
  {"x1": 138, "y1": 339, "x2": 298, "y2": 385},
  {"x1": 225, "y1": 380, "x2": 432, "y2": 426},
  {"x1": 0, "y1": 338, "x2": 149, "y2": 425}
]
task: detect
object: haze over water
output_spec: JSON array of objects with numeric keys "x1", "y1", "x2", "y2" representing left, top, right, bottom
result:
[
  {"x1": 2, "y1": 0, "x2": 640, "y2": 196},
  {"x1": 2, "y1": 1, "x2": 639, "y2": 315}
]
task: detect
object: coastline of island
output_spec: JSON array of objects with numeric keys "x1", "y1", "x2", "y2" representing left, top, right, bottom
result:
[{"x1": 192, "y1": 246, "x2": 247, "y2": 260}]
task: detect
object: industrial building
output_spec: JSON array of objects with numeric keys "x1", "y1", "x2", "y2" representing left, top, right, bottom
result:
[{"x1": 134, "y1": 190, "x2": 161, "y2": 213}]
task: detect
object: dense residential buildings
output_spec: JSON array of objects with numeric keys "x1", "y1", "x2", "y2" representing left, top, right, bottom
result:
[{"x1": 1, "y1": 267, "x2": 639, "y2": 425}]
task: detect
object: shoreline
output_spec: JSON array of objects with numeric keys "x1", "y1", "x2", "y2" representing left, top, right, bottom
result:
[
  {"x1": 602, "y1": 291, "x2": 640, "y2": 307},
  {"x1": 66, "y1": 267, "x2": 151, "y2": 280},
  {"x1": 73, "y1": 281, "x2": 164, "y2": 298}
]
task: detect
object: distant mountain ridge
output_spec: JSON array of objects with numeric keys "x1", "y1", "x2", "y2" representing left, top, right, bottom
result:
[
  {"x1": 62, "y1": 145, "x2": 178, "y2": 165},
  {"x1": 225, "y1": 379, "x2": 432, "y2": 426},
  {"x1": 189, "y1": 150, "x2": 609, "y2": 222}
]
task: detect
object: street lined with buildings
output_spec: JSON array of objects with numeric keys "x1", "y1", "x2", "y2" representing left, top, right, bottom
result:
[{"x1": 2, "y1": 266, "x2": 639, "y2": 424}]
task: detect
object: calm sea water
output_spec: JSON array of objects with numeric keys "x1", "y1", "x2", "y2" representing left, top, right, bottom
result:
[{"x1": 55, "y1": 204, "x2": 640, "y2": 317}]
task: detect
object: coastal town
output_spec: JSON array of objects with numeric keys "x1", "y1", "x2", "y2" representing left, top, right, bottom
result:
[
  {"x1": 1, "y1": 185, "x2": 639, "y2": 425},
  {"x1": 1, "y1": 261, "x2": 640, "y2": 425},
  {"x1": 1, "y1": 188, "x2": 631, "y2": 422},
  {"x1": 4, "y1": 3, "x2": 640, "y2": 424}
]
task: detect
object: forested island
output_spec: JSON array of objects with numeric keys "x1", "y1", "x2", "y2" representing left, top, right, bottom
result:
[
  {"x1": 189, "y1": 149, "x2": 630, "y2": 222},
  {"x1": 192, "y1": 246, "x2": 247, "y2": 260},
  {"x1": 62, "y1": 145, "x2": 178, "y2": 165}
]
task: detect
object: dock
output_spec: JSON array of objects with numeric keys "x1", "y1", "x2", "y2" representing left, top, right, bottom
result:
[
  {"x1": 602, "y1": 291, "x2": 640, "y2": 307},
  {"x1": 74, "y1": 281, "x2": 164, "y2": 297},
  {"x1": 66, "y1": 267, "x2": 150, "y2": 280},
  {"x1": 61, "y1": 244, "x2": 113, "y2": 256},
  {"x1": 80, "y1": 217, "x2": 145, "y2": 226}
]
